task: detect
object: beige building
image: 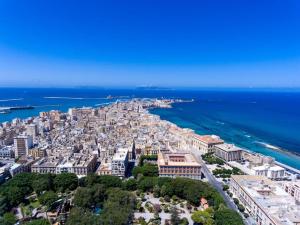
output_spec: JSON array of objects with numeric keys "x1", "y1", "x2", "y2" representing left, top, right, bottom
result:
[
  {"x1": 32, "y1": 155, "x2": 97, "y2": 176},
  {"x1": 14, "y1": 135, "x2": 33, "y2": 158},
  {"x1": 28, "y1": 147, "x2": 47, "y2": 158},
  {"x1": 214, "y1": 143, "x2": 242, "y2": 161},
  {"x1": 230, "y1": 175, "x2": 300, "y2": 225},
  {"x1": 192, "y1": 134, "x2": 224, "y2": 154},
  {"x1": 96, "y1": 162, "x2": 112, "y2": 176},
  {"x1": 158, "y1": 152, "x2": 202, "y2": 180}
]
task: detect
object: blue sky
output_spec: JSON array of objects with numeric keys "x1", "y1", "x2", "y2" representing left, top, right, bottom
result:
[{"x1": 0, "y1": 0, "x2": 299, "y2": 87}]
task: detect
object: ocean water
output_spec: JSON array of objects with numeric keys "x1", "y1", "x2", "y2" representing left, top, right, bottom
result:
[{"x1": 0, "y1": 88, "x2": 300, "y2": 169}]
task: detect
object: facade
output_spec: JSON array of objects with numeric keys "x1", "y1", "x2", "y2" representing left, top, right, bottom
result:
[
  {"x1": 230, "y1": 175, "x2": 300, "y2": 225},
  {"x1": 31, "y1": 155, "x2": 97, "y2": 176},
  {"x1": 9, "y1": 163, "x2": 24, "y2": 176},
  {"x1": 14, "y1": 135, "x2": 33, "y2": 158},
  {"x1": 253, "y1": 164, "x2": 286, "y2": 180},
  {"x1": 26, "y1": 124, "x2": 38, "y2": 139},
  {"x1": 111, "y1": 148, "x2": 128, "y2": 178},
  {"x1": 192, "y1": 134, "x2": 224, "y2": 154},
  {"x1": 158, "y1": 152, "x2": 202, "y2": 180},
  {"x1": 28, "y1": 147, "x2": 47, "y2": 158},
  {"x1": 0, "y1": 146, "x2": 14, "y2": 158},
  {"x1": 214, "y1": 143, "x2": 242, "y2": 162},
  {"x1": 96, "y1": 162, "x2": 112, "y2": 175},
  {"x1": 282, "y1": 182, "x2": 300, "y2": 202}
]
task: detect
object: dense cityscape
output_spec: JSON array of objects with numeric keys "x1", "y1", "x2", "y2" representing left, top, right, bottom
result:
[{"x1": 0, "y1": 99, "x2": 299, "y2": 225}]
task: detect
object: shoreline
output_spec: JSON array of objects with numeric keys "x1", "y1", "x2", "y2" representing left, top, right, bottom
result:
[
  {"x1": 1, "y1": 97, "x2": 300, "y2": 173},
  {"x1": 149, "y1": 100, "x2": 300, "y2": 172}
]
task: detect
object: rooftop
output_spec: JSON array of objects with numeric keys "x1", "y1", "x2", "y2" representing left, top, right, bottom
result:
[
  {"x1": 215, "y1": 143, "x2": 242, "y2": 152},
  {"x1": 158, "y1": 152, "x2": 201, "y2": 167},
  {"x1": 232, "y1": 175, "x2": 300, "y2": 225},
  {"x1": 193, "y1": 134, "x2": 224, "y2": 144}
]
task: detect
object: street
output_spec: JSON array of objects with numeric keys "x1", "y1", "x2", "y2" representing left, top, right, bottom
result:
[{"x1": 189, "y1": 149, "x2": 253, "y2": 225}]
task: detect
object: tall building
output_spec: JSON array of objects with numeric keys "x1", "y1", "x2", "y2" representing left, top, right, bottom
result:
[
  {"x1": 214, "y1": 143, "x2": 242, "y2": 162},
  {"x1": 111, "y1": 148, "x2": 128, "y2": 178},
  {"x1": 14, "y1": 135, "x2": 33, "y2": 158},
  {"x1": 26, "y1": 124, "x2": 38, "y2": 139},
  {"x1": 230, "y1": 175, "x2": 300, "y2": 225},
  {"x1": 158, "y1": 152, "x2": 202, "y2": 180}
]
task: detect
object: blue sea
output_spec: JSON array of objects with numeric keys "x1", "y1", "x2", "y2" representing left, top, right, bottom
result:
[{"x1": 0, "y1": 87, "x2": 300, "y2": 169}]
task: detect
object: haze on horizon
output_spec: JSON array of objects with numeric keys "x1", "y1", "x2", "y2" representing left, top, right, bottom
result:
[{"x1": 0, "y1": 0, "x2": 299, "y2": 88}]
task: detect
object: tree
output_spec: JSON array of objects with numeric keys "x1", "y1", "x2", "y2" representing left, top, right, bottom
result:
[
  {"x1": 214, "y1": 208, "x2": 244, "y2": 225},
  {"x1": 137, "y1": 177, "x2": 158, "y2": 191},
  {"x1": 0, "y1": 173, "x2": 36, "y2": 206},
  {"x1": 191, "y1": 208, "x2": 214, "y2": 225},
  {"x1": 91, "y1": 184, "x2": 106, "y2": 207},
  {"x1": 123, "y1": 178, "x2": 137, "y2": 191},
  {"x1": 0, "y1": 195, "x2": 10, "y2": 216},
  {"x1": 24, "y1": 219, "x2": 51, "y2": 225},
  {"x1": 39, "y1": 191, "x2": 58, "y2": 209},
  {"x1": 97, "y1": 175, "x2": 122, "y2": 189},
  {"x1": 32, "y1": 174, "x2": 53, "y2": 195},
  {"x1": 84, "y1": 173, "x2": 99, "y2": 187},
  {"x1": 0, "y1": 212, "x2": 17, "y2": 225},
  {"x1": 100, "y1": 189, "x2": 136, "y2": 225},
  {"x1": 180, "y1": 217, "x2": 189, "y2": 225},
  {"x1": 73, "y1": 187, "x2": 94, "y2": 209},
  {"x1": 4, "y1": 186, "x2": 26, "y2": 206},
  {"x1": 153, "y1": 185, "x2": 160, "y2": 197},
  {"x1": 132, "y1": 164, "x2": 158, "y2": 178},
  {"x1": 66, "y1": 207, "x2": 99, "y2": 225},
  {"x1": 222, "y1": 185, "x2": 229, "y2": 191},
  {"x1": 142, "y1": 164, "x2": 158, "y2": 177},
  {"x1": 54, "y1": 173, "x2": 78, "y2": 192},
  {"x1": 170, "y1": 207, "x2": 180, "y2": 225}
]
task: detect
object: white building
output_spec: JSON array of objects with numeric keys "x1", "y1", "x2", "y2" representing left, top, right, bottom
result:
[
  {"x1": 111, "y1": 148, "x2": 129, "y2": 178},
  {"x1": 230, "y1": 175, "x2": 300, "y2": 225},
  {"x1": 9, "y1": 163, "x2": 24, "y2": 177},
  {"x1": 0, "y1": 146, "x2": 14, "y2": 158},
  {"x1": 253, "y1": 164, "x2": 286, "y2": 180},
  {"x1": 282, "y1": 181, "x2": 300, "y2": 202}
]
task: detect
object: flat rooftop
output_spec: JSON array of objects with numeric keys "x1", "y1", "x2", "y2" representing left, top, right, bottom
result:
[
  {"x1": 113, "y1": 148, "x2": 128, "y2": 161},
  {"x1": 232, "y1": 175, "x2": 300, "y2": 225},
  {"x1": 158, "y1": 152, "x2": 201, "y2": 167},
  {"x1": 215, "y1": 143, "x2": 242, "y2": 152},
  {"x1": 193, "y1": 134, "x2": 224, "y2": 144}
]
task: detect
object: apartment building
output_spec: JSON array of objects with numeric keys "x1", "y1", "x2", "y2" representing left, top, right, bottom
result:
[
  {"x1": 158, "y1": 152, "x2": 202, "y2": 180},
  {"x1": 192, "y1": 134, "x2": 224, "y2": 154},
  {"x1": 253, "y1": 164, "x2": 286, "y2": 180},
  {"x1": 282, "y1": 181, "x2": 300, "y2": 202},
  {"x1": 14, "y1": 135, "x2": 33, "y2": 158},
  {"x1": 230, "y1": 175, "x2": 300, "y2": 225},
  {"x1": 214, "y1": 143, "x2": 242, "y2": 162},
  {"x1": 111, "y1": 148, "x2": 128, "y2": 178}
]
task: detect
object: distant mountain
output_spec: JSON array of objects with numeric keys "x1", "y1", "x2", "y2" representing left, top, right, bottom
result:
[{"x1": 136, "y1": 86, "x2": 175, "y2": 91}]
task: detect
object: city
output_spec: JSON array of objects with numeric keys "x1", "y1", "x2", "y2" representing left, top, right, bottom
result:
[{"x1": 0, "y1": 99, "x2": 299, "y2": 225}]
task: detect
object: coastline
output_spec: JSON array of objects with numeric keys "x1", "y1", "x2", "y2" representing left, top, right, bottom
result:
[
  {"x1": 149, "y1": 101, "x2": 300, "y2": 170},
  {"x1": 1, "y1": 88, "x2": 300, "y2": 170}
]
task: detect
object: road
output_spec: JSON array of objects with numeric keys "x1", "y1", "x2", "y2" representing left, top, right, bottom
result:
[{"x1": 189, "y1": 149, "x2": 253, "y2": 225}]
